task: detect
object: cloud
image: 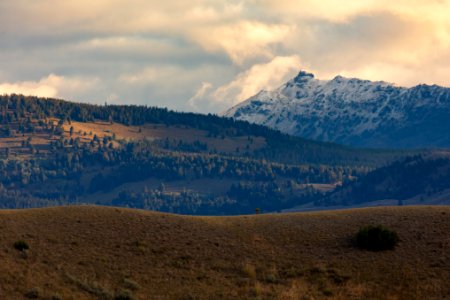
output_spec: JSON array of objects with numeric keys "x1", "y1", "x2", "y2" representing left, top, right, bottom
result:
[
  {"x1": 0, "y1": 1, "x2": 450, "y2": 113},
  {"x1": 115, "y1": 63, "x2": 237, "y2": 109},
  {"x1": 0, "y1": 74, "x2": 99, "y2": 101},
  {"x1": 188, "y1": 55, "x2": 302, "y2": 112},
  {"x1": 190, "y1": 21, "x2": 293, "y2": 64},
  {"x1": 188, "y1": 82, "x2": 213, "y2": 109},
  {"x1": 288, "y1": 12, "x2": 450, "y2": 87},
  {"x1": 256, "y1": 0, "x2": 450, "y2": 24}
]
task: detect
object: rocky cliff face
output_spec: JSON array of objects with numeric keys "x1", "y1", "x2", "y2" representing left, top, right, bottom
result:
[{"x1": 223, "y1": 71, "x2": 450, "y2": 148}]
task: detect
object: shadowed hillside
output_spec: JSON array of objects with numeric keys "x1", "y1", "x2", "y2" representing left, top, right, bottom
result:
[
  {"x1": 318, "y1": 153, "x2": 450, "y2": 207},
  {"x1": 0, "y1": 206, "x2": 449, "y2": 299}
]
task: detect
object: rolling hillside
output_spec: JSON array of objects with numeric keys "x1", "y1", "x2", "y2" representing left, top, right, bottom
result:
[
  {"x1": 0, "y1": 94, "x2": 416, "y2": 214},
  {"x1": 0, "y1": 206, "x2": 449, "y2": 299}
]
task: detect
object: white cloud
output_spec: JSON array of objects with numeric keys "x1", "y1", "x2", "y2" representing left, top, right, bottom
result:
[
  {"x1": 188, "y1": 55, "x2": 302, "y2": 112},
  {"x1": 190, "y1": 21, "x2": 293, "y2": 64},
  {"x1": 188, "y1": 82, "x2": 213, "y2": 109},
  {"x1": 0, "y1": 74, "x2": 99, "y2": 100}
]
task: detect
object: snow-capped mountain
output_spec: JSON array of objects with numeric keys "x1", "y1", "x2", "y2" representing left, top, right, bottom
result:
[{"x1": 223, "y1": 71, "x2": 450, "y2": 148}]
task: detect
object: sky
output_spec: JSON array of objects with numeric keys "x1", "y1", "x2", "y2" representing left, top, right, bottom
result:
[{"x1": 1, "y1": 0, "x2": 450, "y2": 113}]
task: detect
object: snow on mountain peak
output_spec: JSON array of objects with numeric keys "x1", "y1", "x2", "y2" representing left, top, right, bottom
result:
[
  {"x1": 294, "y1": 71, "x2": 315, "y2": 82},
  {"x1": 223, "y1": 71, "x2": 450, "y2": 148}
]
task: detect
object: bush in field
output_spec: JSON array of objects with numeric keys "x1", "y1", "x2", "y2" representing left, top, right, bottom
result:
[
  {"x1": 355, "y1": 225, "x2": 399, "y2": 251},
  {"x1": 13, "y1": 240, "x2": 29, "y2": 251}
]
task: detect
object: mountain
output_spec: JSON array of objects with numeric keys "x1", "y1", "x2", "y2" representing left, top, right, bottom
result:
[
  {"x1": 1, "y1": 94, "x2": 414, "y2": 215},
  {"x1": 1, "y1": 205, "x2": 449, "y2": 299},
  {"x1": 223, "y1": 71, "x2": 450, "y2": 148}
]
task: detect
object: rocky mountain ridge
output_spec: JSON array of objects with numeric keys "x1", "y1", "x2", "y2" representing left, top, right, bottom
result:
[{"x1": 224, "y1": 71, "x2": 450, "y2": 148}]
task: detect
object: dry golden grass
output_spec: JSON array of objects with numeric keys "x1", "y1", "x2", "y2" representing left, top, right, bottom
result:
[
  {"x1": 0, "y1": 119, "x2": 265, "y2": 159},
  {"x1": 62, "y1": 121, "x2": 265, "y2": 154},
  {"x1": 0, "y1": 206, "x2": 449, "y2": 299}
]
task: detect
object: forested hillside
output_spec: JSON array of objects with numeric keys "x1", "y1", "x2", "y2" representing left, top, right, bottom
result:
[
  {"x1": 317, "y1": 154, "x2": 450, "y2": 207},
  {"x1": 0, "y1": 95, "x2": 418, "y2": 214}
]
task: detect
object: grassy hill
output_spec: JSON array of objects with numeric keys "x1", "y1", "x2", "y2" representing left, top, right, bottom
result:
[{"x1": 0, "y1": 205, "x2": 449, "y2": 299}]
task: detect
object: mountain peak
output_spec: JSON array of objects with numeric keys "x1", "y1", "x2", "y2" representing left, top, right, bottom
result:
[
  {"x1": 294, "y1": 71, "x2": 315, "y2": 83},
  {"x1": 332, "y1": 75, "x2": 345, "y2": 81}
]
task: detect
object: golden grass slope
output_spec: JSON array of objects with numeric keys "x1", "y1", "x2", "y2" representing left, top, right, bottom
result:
[
  {"x1": 0, "y1": 206, "x2": 449, "y2": 299},
  {"x1": 0, "y1": 119, "x2": 265, "y2": 159}
]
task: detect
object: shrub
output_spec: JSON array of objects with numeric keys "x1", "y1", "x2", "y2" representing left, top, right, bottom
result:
[
  {"x1": 14, "y1": 240, "x2": 29, "y2": 251},
  {"x1": 355, "y1": 225, "x2": 399, "y2": 251},
  {"x1": 50, "y1": 294, "x2": 62, "y2": 300},
  {"x1": 114, "y1": 289, "x2": 135, "y2": 300},
  {"x1": 242, "y1": 263, "x2": 257, "y2": 279},
  {"x1": 122, "y1": 278, "x2": 140, "y2": 291},
  {"x1": 24, "y1": 287, "x2": 41, "y2": 299}
]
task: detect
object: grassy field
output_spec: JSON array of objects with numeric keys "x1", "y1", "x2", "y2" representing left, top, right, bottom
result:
[{"x1": 0, "y1": 206, "x2": 449, "y2": 299}]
